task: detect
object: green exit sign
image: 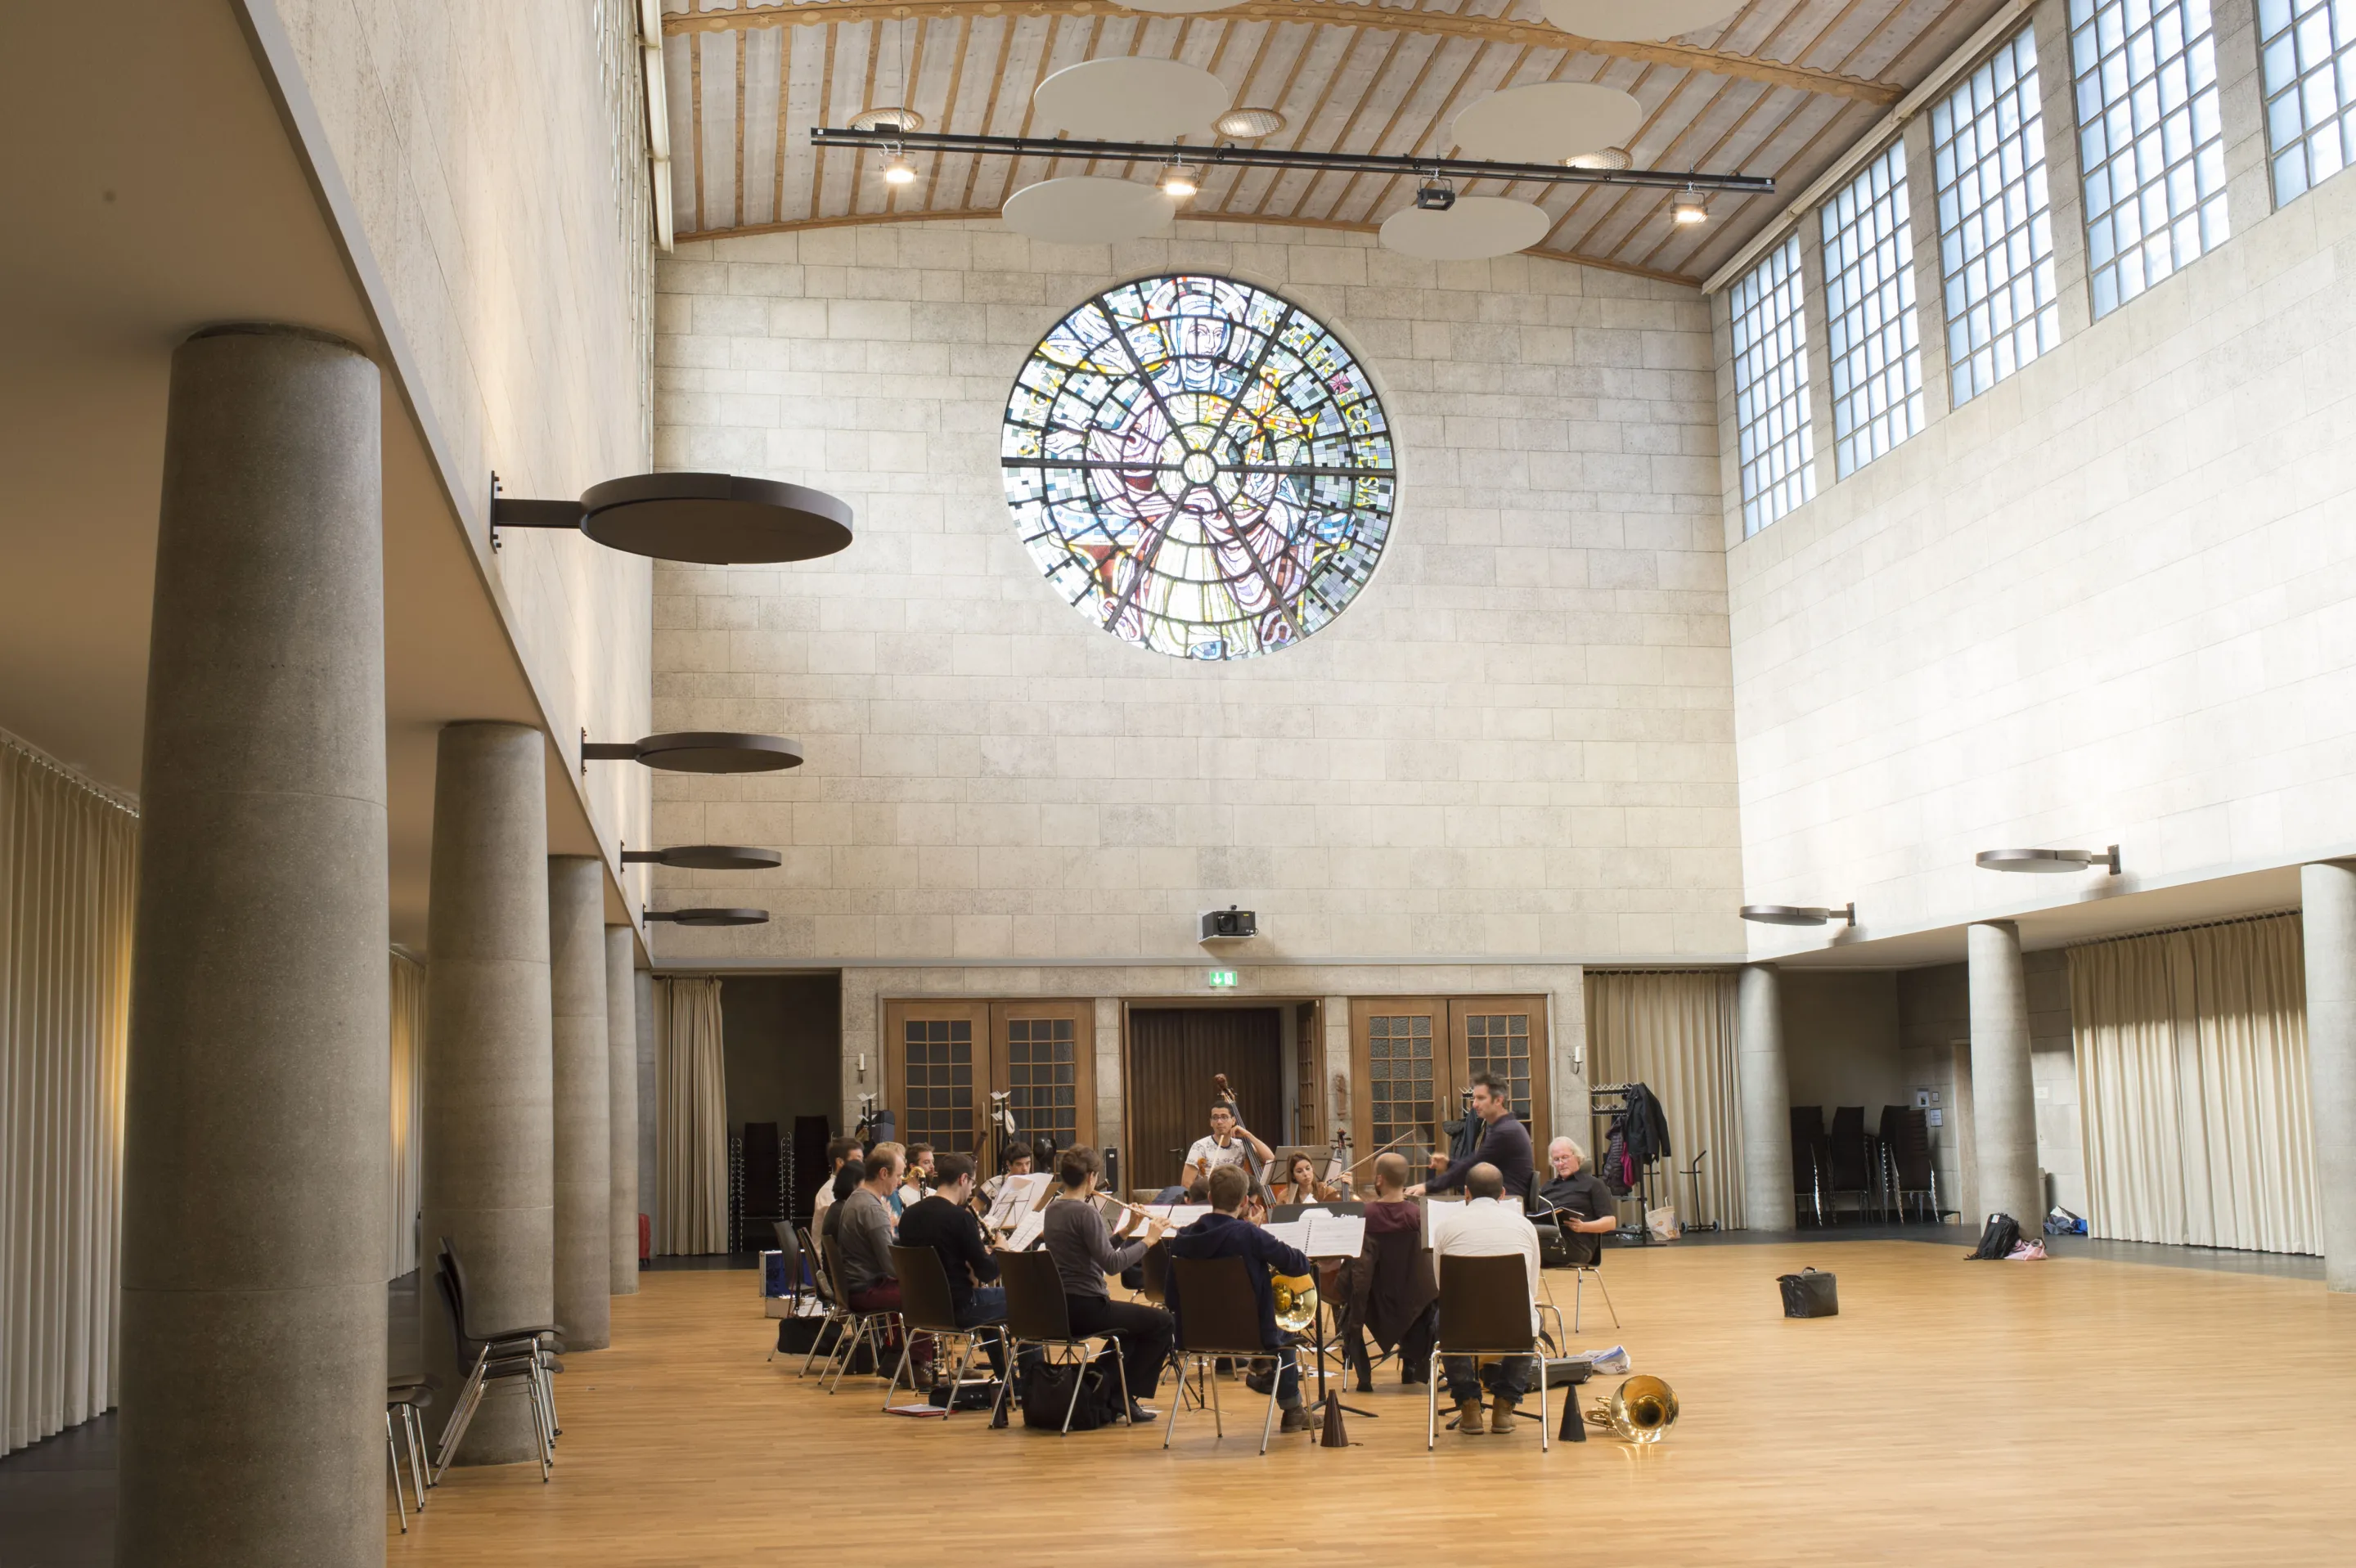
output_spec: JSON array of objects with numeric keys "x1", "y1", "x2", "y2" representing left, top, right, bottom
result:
[{"x1": 1207, "y1": 968, "x2": 1239, "y2": 989}]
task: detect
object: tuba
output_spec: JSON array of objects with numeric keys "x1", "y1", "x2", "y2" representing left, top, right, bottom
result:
[{"x1": 1584, "y1": 1375, "x2": 1679, "y2": 1443}]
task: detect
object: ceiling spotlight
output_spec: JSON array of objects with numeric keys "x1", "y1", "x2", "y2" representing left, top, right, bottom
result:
[
  {"x1": 1215, "y1": 106, "x2": 1287, "y2": 139},
  {"x1": 581, "y1": 731, "x2": 803, "y2": 775},
  {"x1": 1415, "y1": 177, "x2": 1457, "y2": 212},
  {"x1": 1566, "y1": 146, "x2": 1633, "y2": 171},
  {"x1": 1740, "y1": 903, "x2": 1858, "y2": 928},
  {"x1": 882, "y1": 149, "x2": 919, "y2": 186},
  {"x1": 620, "y1": 845, "x2": 785, "y2": 871},
  {"x1": 1670, "y1": 186, "x2": 1708, "y2": 225},
  {"x1": 848, "y1": 106, "x2": 924, "y2": 133},
  {"x1": 1976, "y1": 846, "x2": 2122, "y2": 876},
  {"x1": 1158, "y1": 161, "x2": 1200, "y2": 200},
  {"x1": 491, "y1": 471, "x2": 854, "y2": 564},
  {"x1": 643, "y1": 907, "x2": 771, "y2": 928}
]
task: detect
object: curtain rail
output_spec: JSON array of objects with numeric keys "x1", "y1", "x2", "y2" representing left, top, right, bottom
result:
[{"x1": 0, "y1": 726, "x2": 139, "y2": 818}]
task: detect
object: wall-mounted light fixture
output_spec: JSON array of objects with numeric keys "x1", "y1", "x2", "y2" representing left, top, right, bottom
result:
[
  {"x1": 643, "y1": 906, "x2": 770, "y2": 927},
  {"x1": 491, "y1": 471, "x2": 853, "y2": 564},
  {"x1": 621, "y1": 845, "x2": 785, "y2": 871},
  {"x1": 1739, "y1": 902, "x2": 1856, "y2": 927},
  {"x1": 1975, "y1": 845, "x2": 2120, "y2": 875},
  {"x1": 581, "y1": 730, "x2": 803, "y2": 775}
]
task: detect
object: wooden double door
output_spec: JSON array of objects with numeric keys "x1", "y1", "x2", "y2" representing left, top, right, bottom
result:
[
  {"x1": 1347, "y1": 996, "x2": 1549, "y2": 1169},
  {"x1": 880, "y1": 1000, "x2": 1094, "y2": 1156}
]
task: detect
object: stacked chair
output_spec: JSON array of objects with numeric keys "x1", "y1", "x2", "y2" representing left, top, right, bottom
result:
[
  {"x1": 1879, "y1": 1103, "x2": 1940, "y2": 1221},
  {"x1": 1789, "y1": 1105, "x2": 1830, "y2": 1224},
  {"x1": 430, "y1": 1239, "x2": 564, "y2": 1484}
]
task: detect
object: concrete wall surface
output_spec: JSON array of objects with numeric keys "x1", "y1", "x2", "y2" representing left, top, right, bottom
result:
[{"x1": 648, "y1": 219, "x2": 1743, "y2": 967}]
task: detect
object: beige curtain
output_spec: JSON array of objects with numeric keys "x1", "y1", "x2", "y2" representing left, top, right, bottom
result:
[
  {"x1": 1585, "y1": 971, "x2": 1746, "y2": 1229},
  {"x1": 2070, "y1": 914, "x2": 2319, "y2": 1254},
  {"x1": 658, "y1": 977, "x2": 728, "y2": 1254},
  {"x1": 1, "y1": 736, "x2": 137, "y2": 1454},
  {"x1": 387, "y1": 951, "x2": 425, "y2": 1281}
]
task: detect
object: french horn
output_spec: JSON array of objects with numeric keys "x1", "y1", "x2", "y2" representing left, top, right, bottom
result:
[
  {"x1": 1584, "y1": 1374, "x2": 1679, "y2": 1442},
  {"x1": 1271, "y1": 1270, "x2": 1320, "y2": 1335}
]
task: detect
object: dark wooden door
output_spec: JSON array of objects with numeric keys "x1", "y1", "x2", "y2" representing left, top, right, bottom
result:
[{"x1": 1125, "y1": 1007, "x2": 1282, "y2": 1194}]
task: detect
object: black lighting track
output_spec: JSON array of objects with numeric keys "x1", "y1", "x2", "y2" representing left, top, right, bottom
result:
[{"x1": 811, "y1": 126, "x2": 1774, "y2": 194}]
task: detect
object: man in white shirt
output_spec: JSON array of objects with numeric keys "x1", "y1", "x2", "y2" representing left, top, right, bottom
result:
[
  {"x1": 1434, "y1": 1162, "x2": 1542, "y2": 1435},
  {"x1": 1182, "y1": 1101, "x2": 1272, "y2": 1189},
  {"x1": 807, "y1": 1134, "x2": 861, "y2": 1247}
]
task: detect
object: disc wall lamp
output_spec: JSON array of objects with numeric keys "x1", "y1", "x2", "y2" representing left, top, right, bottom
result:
[
  {"x1": 579, "y1": 730, "x2": 803, "y2": 776},
  {"x1": 621, "y1": 844, "x2": 784, "y2": 871},
  {"x1": 643, "y1": 906, "x2": 770, "y2": 927},
  {"x1": 488, "y1": 471, "x2": 853, "y2": 564},
  {"x1": 1976, "y1": 845, "x2": 2121, "y2": 875},
  {"x1": 1739, "y1": 903, "x2": 1857, "y2": 927}
]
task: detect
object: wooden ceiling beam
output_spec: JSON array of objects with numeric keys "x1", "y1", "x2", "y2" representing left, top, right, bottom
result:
[{"x1": 665, "y1": 1, "x2": 1903, "y2": 106}]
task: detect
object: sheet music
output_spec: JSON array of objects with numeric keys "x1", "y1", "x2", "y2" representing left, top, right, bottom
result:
[
  {"x1": 1422, "y1": 1197, "x2": 1469, "y2": 1250},
  {"x1": 1302, "y1": 1211, "x2": 1365, "y2": 1257},
  {"x1": 1140, "y1": 1203, "x2": 1211, "y2": 1229},
  {"x1": 1260, "y1": 1220, "x2": 1311, "y2": 1252},
  {"x1": 1002, "y1": 1211, "x2": 1045, "y2": 1252},
  {"x1": 984, "y1": 1172, "x2": 1050, "y2": 1230}
]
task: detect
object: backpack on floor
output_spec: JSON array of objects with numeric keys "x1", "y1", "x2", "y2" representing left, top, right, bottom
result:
[
  {"x1": 1019, "y1": 1359, "x2": 1117, "y2": 1431},
  {"x1": 1967, "y1": 1212, "x2": 2022, "y2": 1260}
]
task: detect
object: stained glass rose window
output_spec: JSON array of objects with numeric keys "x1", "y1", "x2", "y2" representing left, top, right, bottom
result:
[{"x1": 1000, "y1": 275, "x2": 1396, "y2": 661}]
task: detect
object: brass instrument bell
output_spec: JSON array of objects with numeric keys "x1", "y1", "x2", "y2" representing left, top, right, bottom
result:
[
  {"x1": 1270, "y1": 1270, "x2": 1320, "y2": 1335},
  {"x1": 1584, "y1": 1374, "x2": 1679, "y2": 1443}
]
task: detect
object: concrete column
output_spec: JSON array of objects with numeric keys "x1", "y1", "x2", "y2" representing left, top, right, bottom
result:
[
  {"x1": 2300, "y1": 862, "x2": 2356, "y2": 1291},
  {"x1": 607, "y1": 927, "x2": 642, "y2": 1296},
  {"x1": 422, "y1": 722, "x2": 553, "y2": 1463},
  {"x1": 1736, "y1": 964, "x2": 1795, "y2": 1231},
  {"x1": 550, "y1": 858, "x2": 611, "y2": 1350},
  {"x1": 1967, "y1": 920, "x2": 2042, "y2": 1226},
  {"x1": 2031, "y1": 0, "x2": 2097, "y2": 339},
  {"x1": 1900, "y1": 110, "x2": 1954, "y2": 427},
  {"x1": 118, "y1": 325, "x2": 388, "y2": 1567}
]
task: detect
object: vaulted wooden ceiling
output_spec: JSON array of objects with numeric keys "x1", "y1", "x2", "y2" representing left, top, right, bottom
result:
[{"x1": 662, "y1": 0, "x2": 2010, "y2": 282}]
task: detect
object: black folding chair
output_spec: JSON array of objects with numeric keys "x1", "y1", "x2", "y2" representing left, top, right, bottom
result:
[
  {"x1": 429, "y1": 1264, "x2": 555, "y2": 1483},
  {"x1": 1789, "y1": 1106, "x2": 1829, "y2": 1225},
  {"x1": 816, "y1": 1242, "x2": 899, "y2": 1395},
  {"x1": 1164, "y1": 1255, "x2": 1294, "y2": 1455},
  {"x1": 884, "y1": 1243, "x2": 1003, "y2": 1418},
  {"x1": 989, "y1": 1249, "x2": 1131, "y2": 1435},
  {"x1": 791, "y1": 1224, "x2": 855, "y2": 1376},
  {"x1": 1427, "y1": 1252, "x2": 1561, "y2": 1452}
]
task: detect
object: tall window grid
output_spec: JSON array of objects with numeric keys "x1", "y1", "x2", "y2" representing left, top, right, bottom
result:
[
  {"x1": 2259, "y1": 0, "x2": 2356, "y2": 203},
  {"x1": 1821, "y1": 143, "x2": 1923, "y2": 477},
  {"x1": 1932, "y1": 27, "x2": 2059, "y2": 405},
  {"x1": 1730, "y1": 236, "x2": 1814, "y2": 534},
  {"x1": 2069, "y1": 0, "x2": 2228, "y2": 318}
]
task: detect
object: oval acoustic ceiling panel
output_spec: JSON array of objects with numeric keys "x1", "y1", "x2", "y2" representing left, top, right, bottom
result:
[
  {"x1": 1032, "y1": 56, "x2": 1232, "y2": 140},
  {"x1": 1539, "y1": 0, "x2": 1747, "y2": 43},
  {"x1": 1378, "y1": 196, "x2": 1552, "y2": 262},
  {"x1": 1451, "y1": 82, "x2": 1643, "y2": 164},
  {"x1": 1003, "y1": 177, "x2": 1177, "y2": 245}
]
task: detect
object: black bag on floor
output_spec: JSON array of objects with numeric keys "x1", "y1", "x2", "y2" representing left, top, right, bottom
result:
[
  {"x1": 1967, "y1": 1212, "x2": 2022, "y2": 1260},
  {"x1": 1778, "y1": 1267, "x2": 1839, "y2": 1318},
  {"x1": 1019, "y1": 1359, "x2": 1115, "y2": 1431}
]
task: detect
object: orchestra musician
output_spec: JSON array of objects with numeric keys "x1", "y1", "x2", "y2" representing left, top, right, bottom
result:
[
  {"x1": 1038, "y1": 1145, "x2": 1171, "y2": 1425},
  {"x1": 1275, "y1": 1151, "x2": 1342, "y2": 1206},
  {"x1": 1165, "y1": 1165, "x2": 1319, "y2": 1435},
  {"x1": 1408, "y1": 1071, "x2": 1534, "y2": 1201},
  {"x1": 1182, "y1": 1099, "x2": 1273, "y2": 1190},
  {"x1": 816, "y1": 1155, "x2": 866, "y2": 1265},
  {"x1": 836, "y1": 1142, "x2": 932, "y2": 1384},
  {"x1": 896, "y1": 1152, "x2": 1008, "y2": 1380},
  {"x1": 1434, "y1": 1162, "x2": 1540, "y2": 1436},
  {"x1": 1536, "y1": 1136, "x2": 1621, "y2": 1265},
  {"x1": 808, "y1": 1134, "x2": 862, "y2": 1245},
  {"x1": 1338, "y1": 1152, "x2": 1437, "y2": 1391},
  {"x1": 891, "y1": 1143, "x2": 936, "y2": 1218},
  {"x1": 978, "y1": 1144, "x2": 1035, "y2": 1208}
]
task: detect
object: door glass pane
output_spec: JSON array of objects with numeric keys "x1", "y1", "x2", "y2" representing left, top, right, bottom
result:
[
  {"x1": 1005, "y1": 1015, "x2": 1079, "y2": 1151},
  {"x1": 1462, "y1": 1013, "x2": 1534, "y2": 1125},
  {"x1": 1368, "y1": 1013, "x2": 1436, "y2": 1165},
  {"x1": 903, "y1": 1018, "x2": 976, "y2": 1152}
]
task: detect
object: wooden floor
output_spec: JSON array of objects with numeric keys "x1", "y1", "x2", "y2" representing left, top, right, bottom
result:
[{"x1": 389, "y1": 1242, "x2": 2356, "y2": 1566}]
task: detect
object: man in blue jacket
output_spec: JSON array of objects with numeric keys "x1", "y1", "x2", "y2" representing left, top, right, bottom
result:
[{"x1": 1165, "y1": 1164, "x2": 1317, "y2": 1435}]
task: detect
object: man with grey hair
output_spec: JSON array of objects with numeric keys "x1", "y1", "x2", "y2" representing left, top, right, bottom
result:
[{"x1": 1537, "y1": 1136, "x2": 1620, "y2": 1266}]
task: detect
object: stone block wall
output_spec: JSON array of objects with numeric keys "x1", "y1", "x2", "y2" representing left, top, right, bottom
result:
[{"x1": 648, "y1": 218, "x2": 1743, "y2": 967}]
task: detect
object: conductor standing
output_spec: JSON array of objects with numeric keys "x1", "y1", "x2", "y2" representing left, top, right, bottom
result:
[{"x1": 1409, "y1": 1071, "x2": 1533, "y2": 1201}]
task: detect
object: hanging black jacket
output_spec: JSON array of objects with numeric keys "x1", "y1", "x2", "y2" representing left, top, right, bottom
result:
[{"x1": 1622, "y1": 1082, "x2": 1673, "y2": 1166}]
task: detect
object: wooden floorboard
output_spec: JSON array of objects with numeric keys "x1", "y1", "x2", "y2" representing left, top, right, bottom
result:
[{"x1": 389, "y1": 1242, "x2": 2356, "y2": 1566}]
